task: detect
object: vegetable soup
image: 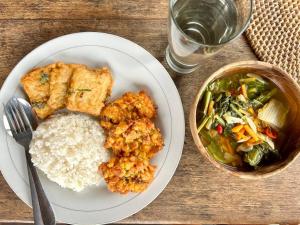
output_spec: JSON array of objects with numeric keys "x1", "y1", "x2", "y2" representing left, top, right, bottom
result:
[{"x1": 197, "y1": 73, "x2": 289, "y2": 169}]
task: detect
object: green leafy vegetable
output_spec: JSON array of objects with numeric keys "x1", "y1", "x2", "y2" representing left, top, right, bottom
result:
[
  {"x1": 252, "y1": 88, "x2": 277, "y2": 108},
  {"x1": 244, "y1": 147, "x2": 264, "y2": 166}
]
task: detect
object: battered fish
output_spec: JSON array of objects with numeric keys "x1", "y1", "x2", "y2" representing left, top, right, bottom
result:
[
  {"x1": 100, "y1": 156, "x2": 156, "y2": 194},
  {"x1": 47, "y1": 63, "x2": 83, "y2": 110},
  {"x1": 21, "y1": 62, "x2": 110, "y2": 119},
  {"x1": 66, "y1": 67, "x2": 113, "y2": 116},
  {"x1": 105, "y1": 118, "x2": 164, "y2": 159},
  {"x1": 100, "y1": 91, "x2": 156, "y2": 129},
  {"x1": 21, "y1": 63, "x2": 57, "y2": 118}
]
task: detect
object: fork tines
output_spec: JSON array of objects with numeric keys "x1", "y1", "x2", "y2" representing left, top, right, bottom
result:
[{"x1": 4, "y1": 97, "x2": 32, "y2": 134}]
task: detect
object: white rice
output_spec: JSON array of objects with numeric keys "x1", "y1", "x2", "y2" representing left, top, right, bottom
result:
[{"x1": 29, "y1": 113, "x2": 109, "y2": 192}]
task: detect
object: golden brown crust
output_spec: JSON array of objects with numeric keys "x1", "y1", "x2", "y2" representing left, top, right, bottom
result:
[
  {"x1": 66, "y1": 67, "x2": 113, "y2": 116},
  {"x1": 20, "y1": 65, "x2": 52, "y2": 103},
  {"x1": 20, "y1": 63, "x2": 55, "y2": 119},
  {"x1": 47, "y1": 63, "x2": 75, "y2": 110},
  {"x1": 99, "y1": 156, "x2": 156, "y2": 194},
  {"x1": 100, "y1": 91, "x2": 156, "y2": 129},
  {"x1": 104, "y1": 118, "x2": 164, "y2": 159},
  {"x1": 20, "y1": 62, "x2": 112, "y2": 119}
]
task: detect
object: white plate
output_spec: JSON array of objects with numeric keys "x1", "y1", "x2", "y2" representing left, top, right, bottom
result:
[{"x1": 0, "y1": 32, "x2": 185, "y2": 225}]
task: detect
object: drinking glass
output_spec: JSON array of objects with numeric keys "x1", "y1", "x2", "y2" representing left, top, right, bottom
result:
[{"x1": 166, "y1": 0, "x2": 253, "y2": 74}]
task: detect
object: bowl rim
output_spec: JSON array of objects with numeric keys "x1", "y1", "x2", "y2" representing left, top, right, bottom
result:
[{"x1": 189, "y1": 60, "x2": 300, "y2": 179}]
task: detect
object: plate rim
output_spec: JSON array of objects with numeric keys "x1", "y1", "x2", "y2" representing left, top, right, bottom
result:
[{"x1": 0, "y1": 32, "x2": 185, "y2": 224}]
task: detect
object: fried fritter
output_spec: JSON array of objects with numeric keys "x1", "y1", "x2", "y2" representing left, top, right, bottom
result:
[
  {"x1": 100, "y1": 156, "x2": 156, "y2": 194},
  {"x1": 100, "y1": 91, "x2": 156, "y2": 129},
  {"x1": 105, "y1": 118, "x2": 164, "y2": 159},
  {"x1": 66, "y1": 67, "x2": 113, "y2": 116}
]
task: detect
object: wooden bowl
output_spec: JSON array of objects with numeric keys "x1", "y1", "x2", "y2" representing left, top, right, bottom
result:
[{"x1": 190, "y1": 61, "x2": 300, "y2": 179}]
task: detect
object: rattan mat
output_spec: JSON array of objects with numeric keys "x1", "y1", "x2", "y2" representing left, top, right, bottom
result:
[{"x1": 245, "y1": 0, "x2": 300, "y2": 84}]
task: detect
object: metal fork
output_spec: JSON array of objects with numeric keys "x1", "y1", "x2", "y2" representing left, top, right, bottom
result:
[{"x1": 4, "y1": 97, "x2": 56, "y2": 225}]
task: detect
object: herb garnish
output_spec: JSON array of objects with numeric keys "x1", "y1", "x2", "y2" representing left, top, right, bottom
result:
[
  {"x1": 40, "y1": 72, "x2": 49, "y2": 84},
  {"x1": 76, "y1": 88, "x2": 92, "y2": 92},
  {"x1": 32, "y1": 102, "x2": 46, "y2": 109}
]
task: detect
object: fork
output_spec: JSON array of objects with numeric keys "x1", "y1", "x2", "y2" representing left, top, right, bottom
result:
[{"x1": 4, "y1": 97, "x2": 56, "y2": 225}]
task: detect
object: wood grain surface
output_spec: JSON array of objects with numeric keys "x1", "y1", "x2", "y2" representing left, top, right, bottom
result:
[{"x1": 1, "y1": 0, "x2": 300, "y2": 224}]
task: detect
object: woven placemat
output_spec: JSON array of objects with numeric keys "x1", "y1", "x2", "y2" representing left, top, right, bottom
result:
[{"x1": 245, "y1": 0, "x2": 300, "y2": 84}]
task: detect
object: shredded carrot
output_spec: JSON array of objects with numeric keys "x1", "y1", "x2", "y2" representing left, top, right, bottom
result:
[
  {"x1": 232, "y1": 124, "x2": 244, "y2": 133},
  {"x1": 239, "y1": 128, "x2": 246, "y2": 134},
  {"x1": 244, "y1": 125, "x2": 259, "y2": 141},
  {"x1": 247, "y1": 138, "x2": 257, "y2": 143},
  {"x1": 236, "y1": 133, "x2": 248, "y2": 141},
  {"x1": 246, "y1": 139, "x2": 263, "y2": 146},
  {"x1": 235, "y1": 127, "x2": 246, "y2": 140}
]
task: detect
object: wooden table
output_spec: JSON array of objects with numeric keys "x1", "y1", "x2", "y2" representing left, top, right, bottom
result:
[{"x1": 1, "y1": 1, "x2": 300, "y2": 224}]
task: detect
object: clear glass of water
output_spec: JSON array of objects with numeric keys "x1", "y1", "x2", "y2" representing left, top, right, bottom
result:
[{"x1": 166, "y1": 0, "x2": 253, "y2": 74}]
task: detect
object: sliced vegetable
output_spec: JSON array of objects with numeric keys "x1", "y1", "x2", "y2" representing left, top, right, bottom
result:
[
  {"x1": 244, "y1": 124, "x2": 259, "y2": 141},
  {"x1": 244, "y1": 148, "x2": 264, "y2": 166},
  {"x1": 205, "y1": 117, "x2": 213, "y2": 130},
  {"x1": 237, "y1": 136, "x2": 251, "y2": 143},
  {"x1": 216, "y1": 124, "x2": 223, "y2": 134},
  {"x1": 258, "y1": 133, "x2": 275, "y2": 149},
  {"x1": 203, "y1": 90, "x2": 212, "y2": 115},
  {"x1": 248, "y1": 107, "x2": 255, "y2": 115},
  {"x1": 223, "y1": 112, "x2": 244, "y2": 124},
  {"x1": 245, "y1": 116, "x2": 257, "y2": 133},
  {"x1": 237, "y1": 94, "x2": 247, "y2": 102},
  {"x1": 246, "y1": 73, "x2": 265, "y2": 83},
  {"x1": 236, "y1": 143, "x2": 253, "y2": 152},
  {"x1": 230, "y1": 104, "x2": 243, "y2": 117},
  {"x1": 223, "y1": 137, "x2": 234, "y2": 154},
  {"x1": 201, "y1": 131, "x2": 230, "y2": 164},
  {"x1": 258, "y1": 98, "x2": 289, "y2": 129},
  {"x1": 207, "y1": 100, "x2": 215, "y2": 115},
  {"x1": 197, "y1": 116, "x2": 210, "y2": 133},
  {"x1": 231, "y1": 124, "x2": 244, "y2": 133},
  {"x1": 254, "y1": 88, "x2": 277, "y2": 107},
  {"x1": 240, "y1": 77, "x2": 256, "y2": 83},
  {"x1": 216, "y1": 93, "x2": 223, "y2": 102},
  {"x1": 214, "y1": 114, "x2": 226, "y2": 126},
  {"x1": 241, "y1": 84, "x2": 248, "y2": 99},
  {"x1": 264, "y1": 127, "x2": 278, "y2": 139}
]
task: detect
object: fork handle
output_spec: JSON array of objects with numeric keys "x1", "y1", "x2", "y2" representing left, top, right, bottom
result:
[{"x1": 25, "y1": 150, "x2": 56, "y2": 225}]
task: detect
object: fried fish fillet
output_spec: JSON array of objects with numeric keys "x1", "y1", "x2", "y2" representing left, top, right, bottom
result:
[
  {"x1": 66, "y1": 67, "x2": 113, "y2": 116},
  {"x1": 105, "y1": 118, "x2": 164, "y2": 159},
  {"x1": 21, "y1": 62, "x2": 82, "y2": 119},
  {"x1": 47, "y1": 63, "x2": 83, "y2": 110},
  {"x1": 100, "y1": 156, "x2": 156, "y2": 194},
  {"x1": 100, "y1": 91, "x2": 156, "y2": 129},
  {"x1": 21, "y1": 63, "x2": 56, "y2": 118}
]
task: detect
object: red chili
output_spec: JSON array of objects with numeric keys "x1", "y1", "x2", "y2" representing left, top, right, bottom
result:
[
  {"x1": 216, "y1": 124, "x2": 223, "y2": 134},
  {"x1": 264, "y1": 127, "x2": 278, "y2": 139}
]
